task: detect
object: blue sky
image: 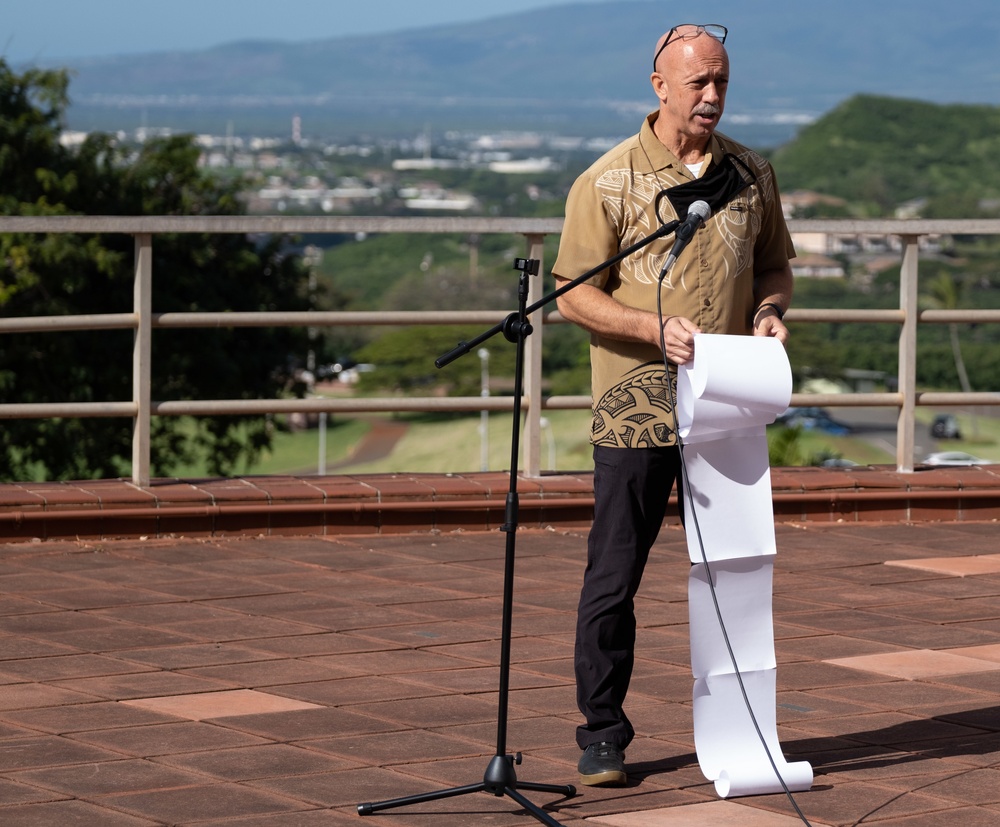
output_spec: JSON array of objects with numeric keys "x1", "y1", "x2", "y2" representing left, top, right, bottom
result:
[{"x1": 3, "y1": 0, "x2": 610, "y2": 62}]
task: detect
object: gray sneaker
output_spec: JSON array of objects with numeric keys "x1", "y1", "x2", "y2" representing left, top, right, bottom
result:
[{"x1": 577, "y1": 741, "x2": 627, "y2": 787}]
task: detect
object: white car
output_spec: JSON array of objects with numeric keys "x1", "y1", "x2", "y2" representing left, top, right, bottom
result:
[{"x1": 920, "y1": 451, "x2": 989, "y2": 466}]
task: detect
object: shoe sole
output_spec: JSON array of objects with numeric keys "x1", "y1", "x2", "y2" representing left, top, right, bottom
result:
[{"x1": 578, "y1": 769, "x2": 627, "y2": 787}]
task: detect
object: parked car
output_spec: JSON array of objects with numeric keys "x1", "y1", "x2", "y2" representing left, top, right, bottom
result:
[
  {"x1": 820, "y1": 457, "x2": 859, "y2": 468},
  {"x1": 930, "y1": 414, "x2": 962, "y2": 439},
  {"x1": 920, "y1": 451, "x2": 988, "y2": 466},
  {"x1": 776, "y1": 407, "x2": 852, "y2": 435}
]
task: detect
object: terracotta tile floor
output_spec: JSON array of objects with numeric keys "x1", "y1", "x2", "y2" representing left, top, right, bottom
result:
[
  {"x1": 887, "y1": 554, "x2": 1000, "y2": 577},
  {"x1": 122, "y1": 689, "x2": 324, "y2": 720},
  {"x1": 3, "y1": 521, "x2": 1000, "y2": 825},
  {"x1": 826, "y1": 649, "x2": 1000, "y2": 680}
]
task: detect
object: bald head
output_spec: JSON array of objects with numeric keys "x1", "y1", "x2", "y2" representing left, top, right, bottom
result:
[
  {"x1": 652, "y1": 24, "x2": 728, "y2": 74},
  {"x1": 649, "y1": 25, "x2": 730, "y2": 160}
]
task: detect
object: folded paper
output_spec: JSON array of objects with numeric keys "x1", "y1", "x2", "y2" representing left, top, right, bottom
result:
[{"x1": 676, "y1": 334, "x2": 793, "y2": 444}]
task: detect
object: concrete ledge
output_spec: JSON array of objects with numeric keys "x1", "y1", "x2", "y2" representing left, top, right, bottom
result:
[{"x1": 0, "y1": 465, "x2": 998, "y2": 543}]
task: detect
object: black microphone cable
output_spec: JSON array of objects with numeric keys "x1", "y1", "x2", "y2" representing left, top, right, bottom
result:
[{"x1": 655, "y1": 266, "x2": 814, "y2": 827}]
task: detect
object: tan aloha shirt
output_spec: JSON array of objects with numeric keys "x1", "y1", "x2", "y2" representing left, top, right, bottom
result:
[{"x1": 553, "y1": 112, "x2": 795, "y2": 448}]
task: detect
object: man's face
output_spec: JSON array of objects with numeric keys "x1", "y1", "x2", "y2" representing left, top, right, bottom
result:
[{"x1": 654, "y1": 36, "x2": 729, "y2": 143}]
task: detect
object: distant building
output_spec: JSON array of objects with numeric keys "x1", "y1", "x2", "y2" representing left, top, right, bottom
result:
[
  {"x1": 59, "y1": 131, "x2": 90, "y2": 148},
  {"x1": 792, "y1": 231, "x2": 942, "y2": 257},
  {"x1": 399, "y1": 184, "x2": 477, "y2": 211},
  {"x1": 894, "y1": 198, "x2": 927, "y2": 219},
  {"x1": 487, "y1": 157, "x2": 555, "y2": 174},
  {"x1": 392, "y1": 158, "x2": 461, "y2": 171},
  {"x1": 782, "y1": 189, "x2": 848, "y2": 218},
  {"x1": 864, "y1": 255, "x2": 901, "y2": 275},
  {"x1": 252, "y1": 176, "x2": 382, "y2": 213},
  {"x1": 791, "y1": 232, "x2": 836, "y2": 255},
  {"x1": 791, "y1": 252, "x2": 845, "y2": 278}
]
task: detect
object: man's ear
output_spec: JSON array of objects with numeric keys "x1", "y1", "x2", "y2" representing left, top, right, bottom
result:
[{"x1": 650, "y1": 72, "x2": 669, "y2": 104}]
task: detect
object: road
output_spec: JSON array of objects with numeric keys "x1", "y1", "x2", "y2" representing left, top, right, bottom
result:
[{"x1": 835, "y1": 405, "x2": 998, "y2": 465}]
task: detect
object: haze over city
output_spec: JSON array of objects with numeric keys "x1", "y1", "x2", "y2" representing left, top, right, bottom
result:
[{"x1": 3, "y1": 0, "x2": 609, "y2": 61}]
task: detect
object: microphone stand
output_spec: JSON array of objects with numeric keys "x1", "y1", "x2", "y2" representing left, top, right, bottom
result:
[{"x1": 357, "y1": 217, "x2": 680, "y2": 826}]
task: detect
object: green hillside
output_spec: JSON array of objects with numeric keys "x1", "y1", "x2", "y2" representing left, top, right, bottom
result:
[{"x1": 770, "y1": 95, "x2": 1000, "y2": 217}]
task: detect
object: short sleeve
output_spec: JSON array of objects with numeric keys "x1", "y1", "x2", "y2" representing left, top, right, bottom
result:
[{"x1": 552, "y1": 172, "x2": 621, "y2": 290}]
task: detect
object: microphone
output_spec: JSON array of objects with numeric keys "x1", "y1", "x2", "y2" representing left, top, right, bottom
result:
[{"x1": 659, "y1": 200, "x2": 712, "y2": 280}]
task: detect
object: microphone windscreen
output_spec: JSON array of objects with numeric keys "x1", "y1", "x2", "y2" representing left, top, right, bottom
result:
[{"x1": 688, "y1": 200, "x2": 712, "y2": 222}]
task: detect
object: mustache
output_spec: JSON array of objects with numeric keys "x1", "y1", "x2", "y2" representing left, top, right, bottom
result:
[{"x1": 694, "y1": 104, "x2": 721, "y2": 117}]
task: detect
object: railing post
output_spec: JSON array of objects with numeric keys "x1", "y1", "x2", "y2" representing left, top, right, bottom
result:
[
  {"x1": 897, "y1": 234, "x2": 919, "y2": 472},
  {"x1": 522, "y1": 234, "x2": 546, "y2": 477},
  {"x1": 132, "y1": 234, "x2": 153, "y2": 486}
]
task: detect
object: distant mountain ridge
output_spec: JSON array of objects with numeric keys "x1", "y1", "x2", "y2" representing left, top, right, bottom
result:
[{"x1": 39, "y1": 0, "x2": 1000, "y2": 147}]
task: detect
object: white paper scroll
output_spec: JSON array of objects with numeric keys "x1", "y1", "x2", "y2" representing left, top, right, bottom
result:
[
  {"x1": 677, "y1": 334, "x2": 813, "y2": 798},
  {"x1": 676, "y1": 333, "x2": 793, "y2": 445}
]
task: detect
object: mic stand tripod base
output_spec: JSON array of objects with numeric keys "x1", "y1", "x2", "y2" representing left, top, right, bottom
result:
[{"x1": 357, "y1": 753, "x2": 576, "y2": 825}]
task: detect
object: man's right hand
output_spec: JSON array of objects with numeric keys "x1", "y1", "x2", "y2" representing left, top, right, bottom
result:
[{"x1": 661, "y1": 315, "x2": 701, "y2": 364}]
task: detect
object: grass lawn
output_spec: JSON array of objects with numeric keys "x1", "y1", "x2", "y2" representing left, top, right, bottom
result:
[
  {"x1": 165, "y1": 417, "x2": 372, "y2": 477},
  {"x1": 263, "y1": 410, "x2": 597, "y2": 476},
  {"x1": 163, "y1": 404, "x2": 999, "y2": 478},
  {"x1": 240, "y1": 409, "x2": 919, "y2": 476},
  {"x1": 250, "y1": 416, "x2": 373, "y2": 474}
]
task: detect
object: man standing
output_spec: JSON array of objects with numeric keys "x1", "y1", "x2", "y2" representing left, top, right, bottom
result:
[{"x1": 552, "y1": 24, "x2": 794, "y2": 787}]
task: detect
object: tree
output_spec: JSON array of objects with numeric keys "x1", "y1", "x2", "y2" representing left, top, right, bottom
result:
[
  {"x1": 356, "y1": 325, "x2": 518, "y2": 398},
  {"x1": 0, "y1": 60, "x2": 314, "y2": 480}
]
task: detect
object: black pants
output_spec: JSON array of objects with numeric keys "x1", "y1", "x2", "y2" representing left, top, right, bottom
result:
[{"x1": 575, "y1": 444, "x2": 682, "y2": 750}]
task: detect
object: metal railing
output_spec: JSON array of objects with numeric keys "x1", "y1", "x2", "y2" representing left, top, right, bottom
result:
[{"x1": 2, "y1": 215, "x2": 1000, "y2": 485}]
